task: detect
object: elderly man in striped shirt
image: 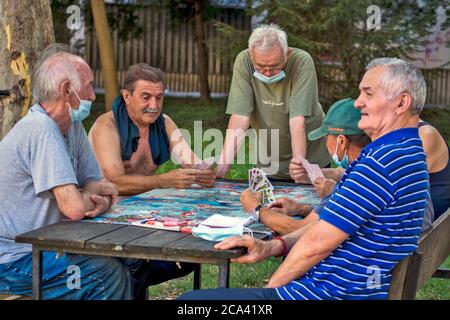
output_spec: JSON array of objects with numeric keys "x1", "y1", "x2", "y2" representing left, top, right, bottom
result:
[{"x1": 178, "y1": 57, "x2": 430, "y2": 300}]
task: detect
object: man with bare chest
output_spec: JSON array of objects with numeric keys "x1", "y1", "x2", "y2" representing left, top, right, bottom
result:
[
  {"x1": 89, "y1": 64, "x2": 210, "y2": 295},
  {"x1": 89, "y1": 63, "x2": 215, "y2": 196}
]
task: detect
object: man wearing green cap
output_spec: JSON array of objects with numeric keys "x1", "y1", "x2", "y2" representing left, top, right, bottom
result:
[{"x1": 290, "y1": 98, "x2": 370, "y2": 187}]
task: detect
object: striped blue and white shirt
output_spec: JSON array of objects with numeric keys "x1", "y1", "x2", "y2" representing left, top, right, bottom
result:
[{"x1": 276, "y1": 128, "x2": 429, "y2": 300}]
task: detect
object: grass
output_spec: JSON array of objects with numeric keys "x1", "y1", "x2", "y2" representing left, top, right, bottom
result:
[{"x1": 85, "y1": 95, "x2": 449, "y2": 300}]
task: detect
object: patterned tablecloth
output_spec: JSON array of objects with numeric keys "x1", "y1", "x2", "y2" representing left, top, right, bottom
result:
[{"x1": 89, "y1": 181, "x2": 320, "y2": 234}]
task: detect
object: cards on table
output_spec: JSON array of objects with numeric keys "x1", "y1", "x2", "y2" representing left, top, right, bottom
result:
[
  {"x1": 296, "y1": 156, "x2": 324, "y2": 184},
  {"x1": 248, "y1": 167, "x2": 275, "y2": 206}
]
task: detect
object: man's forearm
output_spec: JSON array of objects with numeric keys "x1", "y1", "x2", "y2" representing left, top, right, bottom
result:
[
  {"x1": 268, "y1": 221, "x2": 344, "y2": 288},
  {"x1": 217, "y1": 115, "x2": 250, "y2": 176},
  {"x1": 110, "y1": 174, "x2": 164, "y2": 196},
  {"x1": 290, "y1": 116, "x2": 307, "y2": 159},
  {"x1": 259, "y1": 208, "x2": 315, "y2": 235}
]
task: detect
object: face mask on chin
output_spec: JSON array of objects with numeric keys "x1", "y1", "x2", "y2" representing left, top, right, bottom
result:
[
  {"x1": 67, "y1": 87, "x2": 92, "y2": 123},
  {"x1": 331, "y1": 138, "x2": 350, "y2": 168},
  {"x1": 253, "y1": 70, "x2": 286, "y2": 85}
]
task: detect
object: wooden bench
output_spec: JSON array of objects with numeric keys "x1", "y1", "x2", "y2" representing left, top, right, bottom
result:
[
  {"x1": 0, "y1": 294, "x2": 30, "y2": 300},
  {"x1": 389, "y1": 208, "x2": 450, "y2": 299}
]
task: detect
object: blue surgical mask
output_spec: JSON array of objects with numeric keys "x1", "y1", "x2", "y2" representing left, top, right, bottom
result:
[
  {"x1": 192, "y1": 225, "x2": 253, "y2": 242},
  {"x1": 331, "y1": 140, "x2": 349, "y2": 168},
  {"x1": 253, "y1": 70, "x2": 286, "y2": 84},
  {"x1": 67, "y1": 87, "x2": 92, "y2": 123}
]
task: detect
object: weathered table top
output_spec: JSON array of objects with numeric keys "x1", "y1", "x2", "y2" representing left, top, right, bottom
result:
[{"x1": 15, "y1": 220, "x2": 266, "y2": 264}]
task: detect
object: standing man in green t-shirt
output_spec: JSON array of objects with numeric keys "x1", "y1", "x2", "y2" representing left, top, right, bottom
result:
[{"x1": 216, "y1": 24, "x2": 329, "y2": 180}]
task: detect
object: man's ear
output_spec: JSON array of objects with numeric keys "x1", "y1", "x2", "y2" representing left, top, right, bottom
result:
[
  {"x1": 121, "y1": 89, "x2": 130, "y2": 104},
  {"x1": 396, "y1": 93, "x2": 412, "y2": 115},
  {"x1": 338, "y1": 134, "x2": 349, "y2": 150},
  {"x1": 60, "y1": 80, "x2": 71, "y2": 99}
]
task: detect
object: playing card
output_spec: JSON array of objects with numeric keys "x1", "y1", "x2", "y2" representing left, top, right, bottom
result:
[
  {"x1": 201, "y1": 157, "x2": 216, "y2": 169},
  {"x1": 296, "y1": 156, "x2": 322, "y2": 184},
  {"x1": 261, "y1": 188, "x2": 275, "y2": 206},
  {"x1": 255, "y1": 178, "x2": 273, "y2": 192},
  {"x1": 309, "y1": 164, "x2": 324, "y2": 182}
]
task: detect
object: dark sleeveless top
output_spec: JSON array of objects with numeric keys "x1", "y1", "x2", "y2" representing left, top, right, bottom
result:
[
  {"x1": 112, "y1": 94, "x2": 170, "y2": 165},
  {"x1": 419, "y1": 121, "x2": 450, "y2": 220}
]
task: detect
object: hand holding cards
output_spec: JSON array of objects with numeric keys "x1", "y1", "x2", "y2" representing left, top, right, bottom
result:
[
  {"x1": 191, "y1": 157, "x2": 217, "y2": 188},
  {"x1": 248, "y1": 167, "x2": 275, "y2": 206},
  {"x1": 295, "y1": 156, "x2": 324, "y2": 184},
  {"x1": 193, "y1": 156, "x2": 216, "y2": 170}
]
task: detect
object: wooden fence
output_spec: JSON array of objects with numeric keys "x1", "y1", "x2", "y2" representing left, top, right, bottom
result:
[
  {"x1": 422, "y1": 68, "x2": 450, "y2": 108},
  {"x1": 85, "y1": 4, "x2": 250, "y2": 95},
  {"x1": 85, "y1": 4, "x2": 450, "y2": 108}
]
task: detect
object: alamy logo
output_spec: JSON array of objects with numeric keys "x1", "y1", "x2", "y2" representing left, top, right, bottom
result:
[
  {"x1": 367, "y1": 265, "x2": 381, "y2": 289},
  {"x1": 367, "y1": 5, "x2": 381, "y2": 30},
  {"x1": 67, "y1": 265, "x2": 81, "y2": 290},
  {"x1": 66, "y1": 5, "x2": 82, "y2": 31}
]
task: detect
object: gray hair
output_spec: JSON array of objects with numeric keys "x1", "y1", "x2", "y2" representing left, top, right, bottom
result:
[
  {"x1": 248, "y1": 23, "x2": 288, "y2": 58},
  {"x1": 366, "y1": 58, "x2": 427, "y2": 115},
  {"x1": 32, "y1": 52, "x2": 87, "y2": 104},
  {"x1": 35, "y1": 43, "x2": 81, "y2": 68},
  {"x1": 123, "y1": 63, "x2": 165, "y2": 93}
]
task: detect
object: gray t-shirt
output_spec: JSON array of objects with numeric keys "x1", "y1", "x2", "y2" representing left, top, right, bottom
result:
[{"x1": 0, "y1": 105, "x2": 102, "y2": 264}]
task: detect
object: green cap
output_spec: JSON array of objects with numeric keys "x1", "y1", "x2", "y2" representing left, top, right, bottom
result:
[{"x1": 308, "y1": 98, "x2": 364, "y2": 141}]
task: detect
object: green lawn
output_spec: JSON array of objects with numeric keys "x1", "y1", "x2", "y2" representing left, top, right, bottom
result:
[{"x1": 85, "y1": 95, "x2": 449, "y2": 300}]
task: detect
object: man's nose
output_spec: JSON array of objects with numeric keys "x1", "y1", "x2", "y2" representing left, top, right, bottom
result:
[
  {"x1": 354, "y1": 96, "x2": 364, "y2": 109},
  {"x1": 148, "y1": 98, "x2": 158, "y2": 109}
]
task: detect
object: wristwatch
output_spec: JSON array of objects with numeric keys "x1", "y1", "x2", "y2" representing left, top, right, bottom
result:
[{"x1": 252, "y1": 204, "x2": 263, "y2": 222}]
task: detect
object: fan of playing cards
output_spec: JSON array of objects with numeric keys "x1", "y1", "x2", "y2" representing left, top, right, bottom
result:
[{"x1": 248, "y1": 168, "x2": 275, "y2": 206}]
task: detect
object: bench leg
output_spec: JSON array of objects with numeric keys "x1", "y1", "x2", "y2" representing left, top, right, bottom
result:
[
  {"x1": 218, "y1": 260, "x2": 230, "y2": 288},
  {"x1": 193, "y1": 264, "x2": 201, "y2": 290},
  {"x1": 402, "y1": 252, "x2": 423, "y2": 300},
  {"x1": 32, "y1": 247, "x2": 42, "y2": 300}
]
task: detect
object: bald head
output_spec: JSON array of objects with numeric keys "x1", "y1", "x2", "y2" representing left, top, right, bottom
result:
[{"x1": 32, "y1": 52, "x2": 91, "y2": 104}]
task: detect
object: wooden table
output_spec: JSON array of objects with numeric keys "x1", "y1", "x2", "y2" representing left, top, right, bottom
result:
[{"x1": 15, "y1": 220, "x2": 267, "y2": 300}]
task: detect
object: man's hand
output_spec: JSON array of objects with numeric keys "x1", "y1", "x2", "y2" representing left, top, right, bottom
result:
[
  {"x1": 314, "y1": 178, "x2": 336, "y2": 198},
  {"x1": 240, "y1": 188, "x2": 262, "y2": 213},
  {"x1": 194, "y1": 169, "x2": 217, "y2": 188},
  {"x1": 84, "y1": 195, "x2": 112, "y2": 218},
  {"x1": 289, "y1": 158, "x2": 310, "y2": 184},
  {"x1": 84, "y1": 178, "x2": 118, "y2": 203},
  {"x1": 214, "y1": 235, "x2": 274, "y2": 263},
  {"x1": 159, "y1": 168, "x2": 205, "y2": 189},
  {"x1": 267, "y1": 197, "x2": 312, "y2": 217}
]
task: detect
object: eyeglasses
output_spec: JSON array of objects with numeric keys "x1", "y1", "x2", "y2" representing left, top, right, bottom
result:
[{"x1": 253, "y1": 65, "x2": 284, "y2": 73}]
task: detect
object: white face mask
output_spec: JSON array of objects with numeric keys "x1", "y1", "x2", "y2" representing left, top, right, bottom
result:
[
  {"x1": 192, "y1": 225, "x2": 253, "y2": 242},
  {"x1": 191, "y1": 214, "x2": 254, "y2": 242}
]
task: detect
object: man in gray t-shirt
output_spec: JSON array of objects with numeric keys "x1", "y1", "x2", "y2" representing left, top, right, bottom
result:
[
  {"x1": 0, "y1": 51, "x2": 194, "y2": 299},
  {"x1": 0, "y1": 106, "x2": 103, "y2": 264}
]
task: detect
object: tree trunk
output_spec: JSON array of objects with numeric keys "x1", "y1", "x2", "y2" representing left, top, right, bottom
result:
[
  {"x1": 91, "y1": 0, "x2": 118, "y2": 112},
  {"x1": 0, "y1": 0, "x2": 54, "y2": 139},
  {"x1": 193, "y1": 0, "x2": 211, "y2": 102}
]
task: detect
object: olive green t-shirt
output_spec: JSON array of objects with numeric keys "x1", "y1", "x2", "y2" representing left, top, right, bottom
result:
[{"x1": 226, "y1": 48, "x2": 330, "y2": 179}]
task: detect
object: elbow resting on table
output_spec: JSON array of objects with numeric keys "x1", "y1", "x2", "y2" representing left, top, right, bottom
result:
[{"x1": 60, "y1": 205, "x2": 86, "y2": 221}]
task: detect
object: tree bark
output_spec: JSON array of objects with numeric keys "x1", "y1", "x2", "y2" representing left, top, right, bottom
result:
[
  {"x1": 91, "y1": 0, "x2": 118, "y2": 111},
  {"x1": 193, "y1": 0, "x2": 211, "y2": 102},
  {"x1": 0, "y1": 0, "x2": 55, "y2": 139}
]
